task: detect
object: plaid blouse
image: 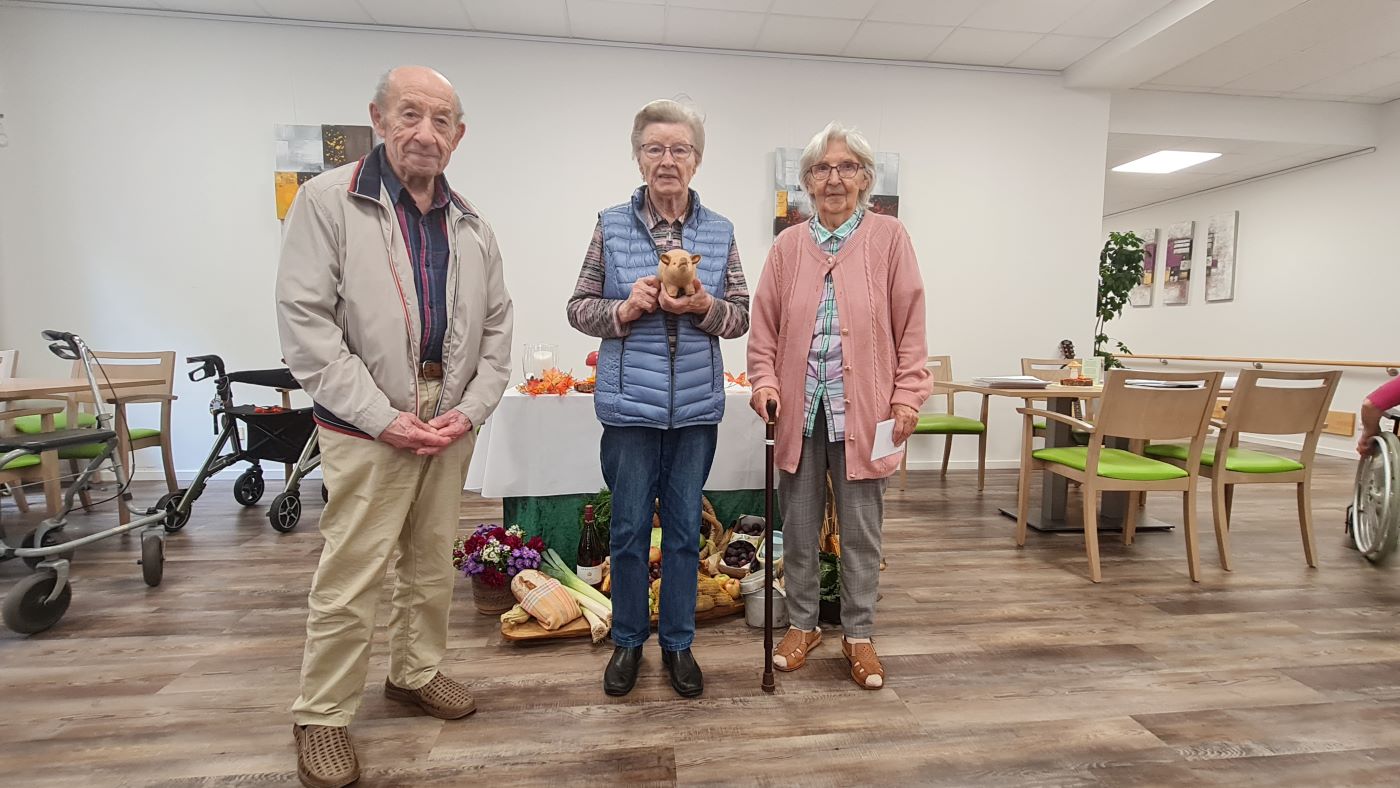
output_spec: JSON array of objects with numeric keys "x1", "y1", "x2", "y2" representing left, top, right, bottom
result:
[{"x1": 802, "y1": 209, "x2": 864, "y2": 441}]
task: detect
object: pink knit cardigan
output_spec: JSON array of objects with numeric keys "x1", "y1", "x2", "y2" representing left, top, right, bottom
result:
[{"x1": 747, "y1": 212, "x2": 933, "y2": 481}]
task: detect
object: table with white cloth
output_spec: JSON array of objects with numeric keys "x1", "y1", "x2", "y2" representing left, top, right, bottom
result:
[{"x1": 465, "y1": 387, "x2": 780, "y2": 557}]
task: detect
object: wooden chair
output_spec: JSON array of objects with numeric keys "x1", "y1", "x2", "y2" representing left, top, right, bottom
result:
[
  {"x1": 1015, "y1": 368, "x2": 1223, "y2": 583},
  {"x1": 1, "y1": 349, "x2": 65, "y2": 513},
  {"x1": 901, "y1": 356, "x2": 988, "y2": 492},
  {"x1": 1146, "y1": 369, "x2": 1340, "y2": 570},
  {"x1": 12, "y1": 350, "x2": 178, "y2": 522},
  {"x1": 1022, "y1": 357, "x2": 1094, "y2": 441}
]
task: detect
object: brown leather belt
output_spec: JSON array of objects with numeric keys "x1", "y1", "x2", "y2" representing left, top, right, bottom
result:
[{"x1": 420, "y1": 361, "x2": 443, "y2": 380}]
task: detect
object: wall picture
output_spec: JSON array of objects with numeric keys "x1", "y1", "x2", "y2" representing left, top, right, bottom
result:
[
  {"x1": 1204, "y1": 211, "x2": 1239, "y2": 302},
  {"x1": 274, "y1": 123, "x2": 376, "y2": 220},
  {"x1": 1129, "y1": 227, "x2": 1159, "y2": 307},
  {"x1": 773, "y1": 148, "x2": 900, "y2": 235},
  {"x1": 1162, "y1": 220, "x2": 1195, "y2": 306}
]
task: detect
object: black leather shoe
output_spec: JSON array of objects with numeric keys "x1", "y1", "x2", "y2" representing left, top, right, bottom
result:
[
  {"x1": 661, "y1": 648, "x2": 704, "y2": 698},
  {"x1": 603, "y1": 646, "x2": 643, "y2": 696}
]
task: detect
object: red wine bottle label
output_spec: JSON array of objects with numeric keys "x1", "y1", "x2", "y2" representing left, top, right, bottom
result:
[{"x1": 576, "y1": 564, "x2": 603, "y2": 585}]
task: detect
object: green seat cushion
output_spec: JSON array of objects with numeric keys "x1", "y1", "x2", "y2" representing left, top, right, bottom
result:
[
  {"x1": 1, "y1": 453, "x2": 41, "y2": 471},
  {"x1": 914, "y1": 414, "x2": 985, "y2": 435},
  {"x1": 1033, "y1": 420, "x2": 1047, "y2": 430},
  {"x1": 1145, "y1": 443, "x2": 1305, "y2": 474},
  {"x1": 56, "y1": 429, "x2": 162, "y2": 460},
  {"x1": 13, "y1": 412, "x2": 98, "y2": 433},
  {"x1": 1033, "y1": 447, "x2": 1188, "y2": 481}
]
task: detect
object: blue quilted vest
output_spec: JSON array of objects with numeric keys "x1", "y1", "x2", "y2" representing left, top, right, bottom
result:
[{"x1": 594, "y1": 187, "x2": 731, "y2": 429}]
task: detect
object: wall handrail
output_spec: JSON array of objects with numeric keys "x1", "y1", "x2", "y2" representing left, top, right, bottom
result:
[{"x1": 1119, "y1": 353, "x2": 1398, "y2": 377}]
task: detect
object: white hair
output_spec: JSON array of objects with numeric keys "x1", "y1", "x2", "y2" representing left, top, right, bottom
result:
[
  {"x1": 630, "y1": 98, "x2": 706, "y2": 163},
  {"x1": 799, "y1": 121, "x2": 877, "y2": 208},
  {"x1": 373, "y1": 66, "x2": 464, "y2": 123}
]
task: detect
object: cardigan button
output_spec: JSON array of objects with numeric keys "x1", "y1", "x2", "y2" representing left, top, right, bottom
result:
[
  {"x1": 841, "y1": 328, "x2": 849, "y2": 335},
  {"x1": 827, "y1": 256, "x2": 835, "y2": 264}
]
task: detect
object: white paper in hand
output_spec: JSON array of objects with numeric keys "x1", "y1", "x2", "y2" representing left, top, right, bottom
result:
[{"x1": 871, "y1": 419, "x2": 905, "y2": 461}]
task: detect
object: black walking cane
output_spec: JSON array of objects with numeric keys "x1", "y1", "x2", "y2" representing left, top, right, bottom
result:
[{"x1": 762, "y1": 400, "x2": 777, "y2": 693}]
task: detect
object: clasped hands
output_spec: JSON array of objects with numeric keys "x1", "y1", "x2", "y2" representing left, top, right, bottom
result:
[
  {"x1": 618, "y1": 275, "x2": 712, "y2": 323},
  {"x1": 379, "y1": 409, "x2": 471, "y2": 456}
]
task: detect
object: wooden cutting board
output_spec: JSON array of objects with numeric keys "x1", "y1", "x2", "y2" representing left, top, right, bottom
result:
[{"x1": 501, "y1": 600, "x2": 744, "y2": 642}]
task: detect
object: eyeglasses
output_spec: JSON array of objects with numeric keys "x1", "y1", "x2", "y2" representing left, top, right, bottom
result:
[
  {"x1": 808, "y1": 162, "x2": 863, "y2": 180},
  {"x1": 639, "y1": 143, "x2": 696, "y2": 161}
]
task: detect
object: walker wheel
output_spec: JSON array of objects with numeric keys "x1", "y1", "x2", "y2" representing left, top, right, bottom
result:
[
  {"x1": 155, "y1": 490, "x2": 191, "y2": 532},
  {"x1": 233, "y1": 469, "x2": 265, "y2": 507},
  {"x1": 20, "y1": 529, "x2": 75, "y2": 570},
  {"x1": 1353, "y1": 433, "x2": 1400, "y2": 563},
  {"x1": 3, "y1": 572, "x2": 71, "y2": 634},
  {"x1": 269, "y1": 492, "x2": 302, "y2": 533},
  {"x1": 140, "y1": 532, "x2": 164, "y2": 587}
]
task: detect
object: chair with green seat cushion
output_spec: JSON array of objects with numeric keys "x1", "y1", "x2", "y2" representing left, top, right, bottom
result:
[
  {"x1": 1, "y1": 403, "x2": 66, "y2": 514},
  {"x1": 1144, "y1": 443, "x2": 1304, "y2": 474},
  {"x1": 1015, "y1": 368, "x2": 1225, "y2": 584},
  {"x1": 1146, "y1": 368, "x2": 1341, "y2": 571},
  {"x1": 901, "y1": 356, "x2": 990, "y2": 493},
  {"x1": 13, "y1": 412, "x2": 98, "y2": 433}
]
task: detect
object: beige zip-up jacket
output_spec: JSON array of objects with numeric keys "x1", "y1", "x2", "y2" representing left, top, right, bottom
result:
[{"x1": 275, "y1": 155, "x2": 514, "y2": 440}]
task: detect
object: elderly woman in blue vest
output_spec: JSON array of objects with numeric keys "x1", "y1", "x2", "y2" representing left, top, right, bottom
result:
[{"x1": 567, "y1": 99, "x2": 750, "y2": 699}]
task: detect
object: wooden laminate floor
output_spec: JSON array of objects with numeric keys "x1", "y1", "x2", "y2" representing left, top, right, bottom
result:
[{"x1": 3, "y1": 449, "x2": 1399, "y2": 787}]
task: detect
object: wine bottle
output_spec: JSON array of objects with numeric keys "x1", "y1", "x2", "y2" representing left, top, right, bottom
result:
[{"x1": 576, "y1": 504, "x2": 604, "y2": 588}]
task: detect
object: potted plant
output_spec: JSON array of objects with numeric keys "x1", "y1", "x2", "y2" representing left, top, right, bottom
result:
[
  {"x1": 818, "y1": 551, "x2": 841, "y2": 625},
  {"x1": 1094, "y1": 231, "x2": 1145, "y2": 369},
  {"x1": 453, "y1": 524, "x2": 546, "y2": 615}
]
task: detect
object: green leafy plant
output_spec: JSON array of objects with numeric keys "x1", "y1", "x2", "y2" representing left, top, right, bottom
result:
[
  {"x1": 582, "y1": 488, "x2": 612, "y2": 550},
  {"x1": 819, "y1": 552, "x2": 841, "y2": 602},
  {"x1": 1095, "y1": 231, "x2": 1145, "y2": 369}
]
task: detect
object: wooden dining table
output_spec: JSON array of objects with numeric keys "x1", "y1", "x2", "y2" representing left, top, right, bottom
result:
[
  {"x1": 937, "y1": 381, "x2": 1175, "y2": 534},
  {"x1": 1, "y1": 377, "x2": 165, "y2": 514}
]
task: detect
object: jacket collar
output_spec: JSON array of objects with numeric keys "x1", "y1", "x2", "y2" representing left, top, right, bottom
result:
[
  {"x1": 631, "y1": 185, "x2": 699, "y2": 228},
  {"x1": 349, "y1": 144, "x2": 476, "y2": 218}
]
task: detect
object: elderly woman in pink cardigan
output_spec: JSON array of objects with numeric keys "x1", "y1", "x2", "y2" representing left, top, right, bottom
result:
[{"x1": 747, "y1": 122, "x2": 932, "y2": 690}]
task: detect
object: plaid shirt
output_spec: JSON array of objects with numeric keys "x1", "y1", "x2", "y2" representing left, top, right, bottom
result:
[
  {"x1": 378, "y1": 147, "x2": 452, "y2": 363},
  {"x1": 566, "y1": 189, "x2": 749, "y2": 341},
  {"x1": 803, "y1": 209, "x2": 864, "y2": 441}
]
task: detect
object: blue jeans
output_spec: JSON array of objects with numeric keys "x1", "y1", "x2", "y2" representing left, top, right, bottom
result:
[{"x1": 601, "y1": 423, "x2": 718, "y2": 651}]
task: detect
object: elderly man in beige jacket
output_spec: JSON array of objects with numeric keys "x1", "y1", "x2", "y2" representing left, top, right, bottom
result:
[{"x1": 276, "y1": 65, "x2": 512, "y2": 788}]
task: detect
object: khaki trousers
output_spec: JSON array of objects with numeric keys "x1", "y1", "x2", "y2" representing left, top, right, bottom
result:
[{"x1": 291, "y1": 380, "x2": 475, "y2": 726}]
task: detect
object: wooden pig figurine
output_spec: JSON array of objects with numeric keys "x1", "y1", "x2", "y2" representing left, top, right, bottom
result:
[{"x1": 657, "y1": 249, "x2": 700, "y2": 298}]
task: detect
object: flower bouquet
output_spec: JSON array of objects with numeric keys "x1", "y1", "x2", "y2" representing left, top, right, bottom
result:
[{"x1": 454, "y1": 524, "x2": 546, "y2": 614}]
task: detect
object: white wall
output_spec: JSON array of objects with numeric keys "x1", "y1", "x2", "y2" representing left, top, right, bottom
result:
[
  {"x1": 0, "y1": 5, "x2": 1110, "y2": 478},
  {"x1": 1104, "y1": 100, "x2": 1400, "y2": 458}
]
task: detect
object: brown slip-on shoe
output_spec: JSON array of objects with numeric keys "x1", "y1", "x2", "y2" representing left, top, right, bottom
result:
[
  {"x1": 293, "y1": 724, "x2": 359, "y2": 788},
  {"x1": 773, "y1": 627, "x2": 822, "y2": 672},
  {"x1": 842, "y1": 638, "x2": 886, "y2": 690},
  {"x1": 384, "y1": 672, "x2": 477, "y2": 720}
]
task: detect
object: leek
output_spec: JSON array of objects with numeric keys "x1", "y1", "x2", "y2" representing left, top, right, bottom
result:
[
  {"x1": 542, "y1": 548, "x2": 612, "y2": 612},
  {"x1": 578, "y1": 603, "x2": 609, "y2": 644}
]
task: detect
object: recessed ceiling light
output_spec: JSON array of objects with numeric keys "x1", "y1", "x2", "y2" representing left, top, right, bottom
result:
[{"x1": 1112, "y1": 150, "x2": 1222, "y2": 174}]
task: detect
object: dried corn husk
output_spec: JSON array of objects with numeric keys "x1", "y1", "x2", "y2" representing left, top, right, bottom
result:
[{"x1": 511, "y1": 569, "x2": 582, "y2": 631}]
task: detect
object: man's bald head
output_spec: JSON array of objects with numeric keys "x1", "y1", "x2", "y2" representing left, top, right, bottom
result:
[{"x1": 373, "y1": 66, "x2": 463, "y2": 124}]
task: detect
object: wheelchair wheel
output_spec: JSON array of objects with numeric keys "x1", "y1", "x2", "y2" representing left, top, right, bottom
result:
[
  {"x1": 20, "y1": 529, "x2": 75, "y2": 570},
  {"x1": 268, "y1": 492, "x2": 301, "y2": 533},
  {"x1": 234, "y1": 469, "x2": 265, "y2": 507},
  {"x1": 3, "y1": 572, "x2": 71, "y2": 635},
  {"x1": 1352, "y1": 432, "x2": 1400, "y2": 563},
  {"x1": 141, "y1": 532, "x2": 164, "y2": 587},
  {"x1": 154, "y1": 490, "x2": 191, "y2": 532}
]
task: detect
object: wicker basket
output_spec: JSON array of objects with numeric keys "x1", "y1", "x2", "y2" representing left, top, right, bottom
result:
[{"x1": 471, "y1": 576, "x2": 515, "y2": 615}]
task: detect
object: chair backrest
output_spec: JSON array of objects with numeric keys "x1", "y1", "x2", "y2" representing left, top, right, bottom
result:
[
  {"x1": 0, "y1": 349, "x2": 16, "y2": 379},
  {"x1": 1094, "y1": 368, "x2": 1224, "y2": 443},
  {"x1": 926, "y1": 355, "x2": 954, "y2": 414},
  {"x1": 1221, "y1": 369, "x2": 1340, "y2": 464},
  {"x1": 69, "y1": 350, "x2": 176, "y2": 404},
  {"x1": 1021, "y1": 357, "x2": 1079, "y2": 382}
]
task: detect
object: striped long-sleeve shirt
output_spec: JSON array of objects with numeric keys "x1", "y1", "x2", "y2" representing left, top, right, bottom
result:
[{"x1": 567, "y1": 192, "x2": 749, "y2": 341}]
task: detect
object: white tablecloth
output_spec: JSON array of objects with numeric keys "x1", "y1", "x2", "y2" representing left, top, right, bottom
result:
[{"x1": 465, "y1": 388, "x2": 766, "y2": 498}]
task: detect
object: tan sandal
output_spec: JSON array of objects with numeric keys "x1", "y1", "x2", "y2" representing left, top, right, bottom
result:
[
  {"x1": 773, "y1": 628, "x2": 822, "y2": 672},
  {"x1": 842, "y1": 639, "x2": 885, "y2": 690}
]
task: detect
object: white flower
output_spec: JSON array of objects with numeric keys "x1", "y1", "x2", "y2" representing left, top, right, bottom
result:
[
  {"x1": 482, "y1": 543, "x2": 503, "y2": 563},
  {"x1": 507, "y1": 525, "x2": 525, "y2": 539}
]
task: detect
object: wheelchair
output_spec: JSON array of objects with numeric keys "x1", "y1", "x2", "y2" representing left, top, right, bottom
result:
[{"x1": 1349, "y1": 408, "x2": 1400, "y2": 562}]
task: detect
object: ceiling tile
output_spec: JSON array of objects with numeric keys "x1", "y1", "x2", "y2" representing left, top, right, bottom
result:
[
  {"x1": 51, "y1": 0, "x2": 159, "y2": 6},
  {"x1": 664, "y1": 0, "x2": 762, "y2": 10},
  {"x1": 961, "y1": 0, "x2": 1095, "y2": 34},
  {"x1": 155, "y1": 1, "x2": 267, "y2": 14},
  {"x1": 755, "y1": 14, "x2": 860, "y2": 55},
  {"x1": 1297, "y1": 55, "x2": 1400, "y2": 97},
  {"x1": 1007, "y1": 33, "x2": 1103, "y2": 70},
  {"x1": 1055, "y1": 0, "x2": 1173, "y2": 38},
  {"x1": 567, "y1": 0, "x2": 665, "y2": 41},
  {"x1": 768, "y1": 0, "x2": 879, "y2": 21},
  {"x1": 254, "y1": 0, "x2": 374, "y2": 24},
  {"x1": 843, "y1": 21, "x2": 950, "y2": 60},
  {"x1": 868, "y1": 0, "x2": 981, "y2": 27},
  {"x1": 1362, "y1": 79, "x2": 1400, "y2": 100},
  {"x1": 463, "y1": 0, "x2": 570, "y2": 36},
  {"x1": 356, "y1": 0, "x2": 471, "y2": 29},
  {"x1": 663, "y1": 6, "x2": 764, "y2": 50},
  {"x1": 927, "y1": 27, "x2": 1041, "y2": 66}
]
